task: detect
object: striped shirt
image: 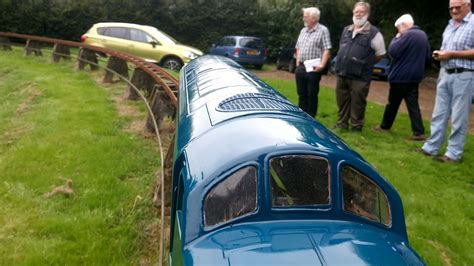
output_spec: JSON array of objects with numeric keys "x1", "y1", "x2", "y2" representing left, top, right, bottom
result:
[
  {"x1": 441, "y1": 12, "x2": 474, "y2": 70},
  {"x1": 295, "y1": 24, "x2": 332, "y2": 62}
]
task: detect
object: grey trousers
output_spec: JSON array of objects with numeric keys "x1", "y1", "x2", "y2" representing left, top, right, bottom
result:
[{"x1": 335, "y1": 76, "x2": 371, "y2": 129}]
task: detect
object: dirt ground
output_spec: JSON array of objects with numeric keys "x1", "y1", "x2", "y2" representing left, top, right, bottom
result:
[{"x1": 254, "y1": 69, "x2": 474, "y2": 135}]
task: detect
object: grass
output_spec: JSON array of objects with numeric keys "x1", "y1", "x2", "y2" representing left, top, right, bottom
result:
[
  {"x1": 1, "y1": 47, "x2": 473, "y2": 265},
  {"x1": 0, "y1": 48, "x2": 161, "y2": 265},
  {"x1": 263, "y1": 78, "x2": 474, "y2": 266}
]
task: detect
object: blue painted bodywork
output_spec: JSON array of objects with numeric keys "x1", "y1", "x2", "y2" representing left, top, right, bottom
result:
[{"x1": 169, "y1": 55, "x2": 424, "y2": 265}]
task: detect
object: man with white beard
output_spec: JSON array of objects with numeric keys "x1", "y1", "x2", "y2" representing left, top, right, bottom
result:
[{"x1": 334, "y1": 1, "x2": 386, "y2": 131}]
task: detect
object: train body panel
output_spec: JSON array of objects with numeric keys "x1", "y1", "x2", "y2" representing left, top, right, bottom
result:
[
  {"x1": 169, "y1": 55, "x2": 424, "y2": 265},
  {"x1": 182, "y1": 220, "x2": 419, "y2": 265}
]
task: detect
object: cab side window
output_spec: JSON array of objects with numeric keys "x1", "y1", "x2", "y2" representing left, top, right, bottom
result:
[
  {"x1": 342, "y1": 165, "x2": 391, "y2": 226},
  {"x1": 204, "y1": 166, "x2": 257, "y2": 228},
  {"x1": 130, "y1": 28, "x2": 154, "y2": 43},
  {"x1": 270, "y1": 155, "x2": 330, "y2": 207}
]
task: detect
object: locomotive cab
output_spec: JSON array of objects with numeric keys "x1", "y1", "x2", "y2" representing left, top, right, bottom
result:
[{"x1": 168, "y1": 55, "x2": 424, "y2": 266}]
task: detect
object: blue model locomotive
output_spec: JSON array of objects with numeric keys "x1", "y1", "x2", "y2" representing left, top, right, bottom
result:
[{"x1": 168, "y1": 55, "x2": 424, "y2": 265}]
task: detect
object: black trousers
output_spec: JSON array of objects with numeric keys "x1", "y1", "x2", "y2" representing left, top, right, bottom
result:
[
  {"x1": 380, "y1": 82, "x2": 425, "y2": 135},
  {"x1": 295, "y1": 66, "x2": 322, "y2": 117}
]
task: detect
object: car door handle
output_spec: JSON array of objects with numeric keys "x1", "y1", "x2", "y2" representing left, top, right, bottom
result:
[{"x1": 101, "y1": 39, "x2": 107, "y2": 43}]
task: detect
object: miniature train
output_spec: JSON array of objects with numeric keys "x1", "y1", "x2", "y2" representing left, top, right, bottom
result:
[{"x1": 168, "y1": 55, "x2": 424, "y2": 265}]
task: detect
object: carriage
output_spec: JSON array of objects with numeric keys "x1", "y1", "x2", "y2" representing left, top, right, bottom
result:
[{"x1": 168, "y1": 55, "x2": 424, "y2": 265}]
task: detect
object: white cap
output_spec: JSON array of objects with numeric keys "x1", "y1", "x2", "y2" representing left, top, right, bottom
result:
[{"x1": 394, "y1": 14, "x2": 414, "y2": 27}]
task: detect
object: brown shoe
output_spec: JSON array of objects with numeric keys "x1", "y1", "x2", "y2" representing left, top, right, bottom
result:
[
  {"x1": 434, "y1": 155, "x2": 460, "y2": 163},
  {"x1": 373, "y1": 126, "x2": 390, "y2": 133},
  {"x1": 410, "y1": 134, "x2": 427, "y2": 141},
  {"x1": 415, "y1": 147, "x2": 433, "y2": 157}
]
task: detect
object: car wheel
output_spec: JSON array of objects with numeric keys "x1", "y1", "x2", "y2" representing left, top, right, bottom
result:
[
  {"x1": 161, "y1": 57, "x2": 183, "y2": 71},
  {"x1": 255, "y1": 64, "x2": 263, "y2": 70},
  {"x1": 276, "y1": 59, "x2": 282, "y2": 70},
  {"x1": 288, "y1": 59, "x2": 296, "y2": 73}
]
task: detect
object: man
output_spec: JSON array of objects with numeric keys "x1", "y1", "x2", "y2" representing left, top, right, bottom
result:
[
  {"x1": 419, "y1": 0, "x2": 474, "y2": 163},
  {"x1": 295, "y1": 7, "x2": 331, "y2": 118},
  {"x1": 375, "y1": 14, "x2": 431, "y2": 140},
  {"x1": 334, "y1": 1, "x2": 386, "y2": 131}
]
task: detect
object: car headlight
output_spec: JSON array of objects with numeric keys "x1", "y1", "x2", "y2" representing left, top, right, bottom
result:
[{"x1": 182, "y1": 51, "x2": 200, "y2": 60}]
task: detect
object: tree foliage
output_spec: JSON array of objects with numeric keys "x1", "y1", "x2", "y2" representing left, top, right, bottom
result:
[{"x1": 0, "y1": 0, "x2": 469, "y2": 61}]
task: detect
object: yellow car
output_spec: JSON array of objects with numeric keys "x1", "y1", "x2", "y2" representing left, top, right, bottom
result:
[{"x1": 81, "y1": 22, "x2": 203, "y2": 70}]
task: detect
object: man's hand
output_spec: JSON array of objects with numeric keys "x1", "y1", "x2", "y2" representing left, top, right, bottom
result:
[
  {"x1": 314, "y1": 65, "x2": 324, "y2": 72},
  {"x1": 432, "y1": 50, "x2": 451, "y2": 61}
]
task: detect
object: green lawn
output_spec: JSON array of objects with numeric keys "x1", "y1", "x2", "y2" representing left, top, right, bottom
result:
[
  {"x1": 0, "y1": 49, "x2": 160, "y2": 264},
  {"x1": 263, "y1": 78, "x2": 474, "y2": 266}
]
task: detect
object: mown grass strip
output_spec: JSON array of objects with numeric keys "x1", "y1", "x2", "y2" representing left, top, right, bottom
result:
[{"x1": 0, "y1": 49, "x2": 160, "y2": 265}]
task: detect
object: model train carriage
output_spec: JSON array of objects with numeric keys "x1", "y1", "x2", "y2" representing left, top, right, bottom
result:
[{"x1": 169, "y1": 55, "x2": 424, "y2": 265}]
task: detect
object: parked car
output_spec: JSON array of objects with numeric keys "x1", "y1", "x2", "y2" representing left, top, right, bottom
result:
[
  {"x1": 330, "y1": 55, "x2": 391, "y2": 80},
  {"x1": 81, "y1": 22, "x2": 203, "y2": 70},
  {"x1": 372, "y1": 55, "x2": 391, "y2": 80},
  {"x1": 276, "y1": 43, "x2": 296, "y2": 73},
  {"x1": 168, "y1": 55, "x2": 425, "y2": 265},
  {"x1": 208, "y1": 36, "x2": 266, "y2": 69}
]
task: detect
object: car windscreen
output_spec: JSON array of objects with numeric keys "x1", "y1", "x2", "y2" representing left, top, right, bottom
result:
[
  {"x1": 149, "y1": 27, "x2": 178, "y2": 45},
  {"x1": 270, "y1": 155, "x2": 330, "y2": 207},
  {"x1": 239, "y1": 38, "x2": 264, "y2": 49}
]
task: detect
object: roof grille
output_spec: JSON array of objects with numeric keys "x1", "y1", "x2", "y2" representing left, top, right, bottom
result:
[{"x1": 217, "y1": 93, "x2": 301, "y2": 112}]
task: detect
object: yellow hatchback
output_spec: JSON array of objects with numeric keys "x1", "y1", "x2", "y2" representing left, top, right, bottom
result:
[{"x1": 82, "y1": 22, "x2": 203, "y2": 70}]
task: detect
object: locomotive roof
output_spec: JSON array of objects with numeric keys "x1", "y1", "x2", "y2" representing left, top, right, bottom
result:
[{"x1": 177, "y1": 55, "x2": 362, "y2": 190}]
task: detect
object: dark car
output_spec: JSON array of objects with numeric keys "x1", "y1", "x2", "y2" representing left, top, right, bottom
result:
[
  {"x1": 372, "y1": 55, "x2": 391, "y2": 80},
  {"x1": 276, "y1": 43, "x2": 296, "y2": 73},
  {"x1": 208, "y1": 36, "x2": 266, "y2": 69},
  {"x1": 330, "y1": 55, "x2": 391, "y2": 81}
]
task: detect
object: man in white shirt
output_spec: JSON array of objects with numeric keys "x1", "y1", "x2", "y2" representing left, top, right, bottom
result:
[{"x1": 295, "y1": 7, "x2": 332, "y2": 118}]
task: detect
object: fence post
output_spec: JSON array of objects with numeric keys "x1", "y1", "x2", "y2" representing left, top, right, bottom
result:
[
  {"x1": 77, "y1": 48, "x2": 98, "y2": 71},
  {"x1": 24, "y1": 39, "x2": 43, "y2": 56},
  {"x1": 103, "y1": 56, "x2": 129, "y2": 83},
  {"x1": 145, "y1": 86, "x2": 177, "y2": 133},
  {"x1": 52, "y1": 44, "x2": 71, "y2": 62},
  {"x1": 0, "y1": 37, "x2": 12, "y2": 51},
  {"x1": 126, "y1": 67, "x2": 156, "y2": 100}
]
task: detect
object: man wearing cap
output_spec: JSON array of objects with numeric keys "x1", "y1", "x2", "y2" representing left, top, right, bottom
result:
[
  {"x1": 334, "y1": 1, "x2": 386, "y2": 131},
  {"x1": 374, "y1": 14, "x2": 431, "y2": 140},
  {"x1": 419, "y1": 0, "x2": 474, "y2": 163}
]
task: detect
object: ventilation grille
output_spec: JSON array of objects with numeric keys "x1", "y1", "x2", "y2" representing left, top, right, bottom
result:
[{"x1": 217, "y1": 93, "x2": 301, "y2": 112}]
